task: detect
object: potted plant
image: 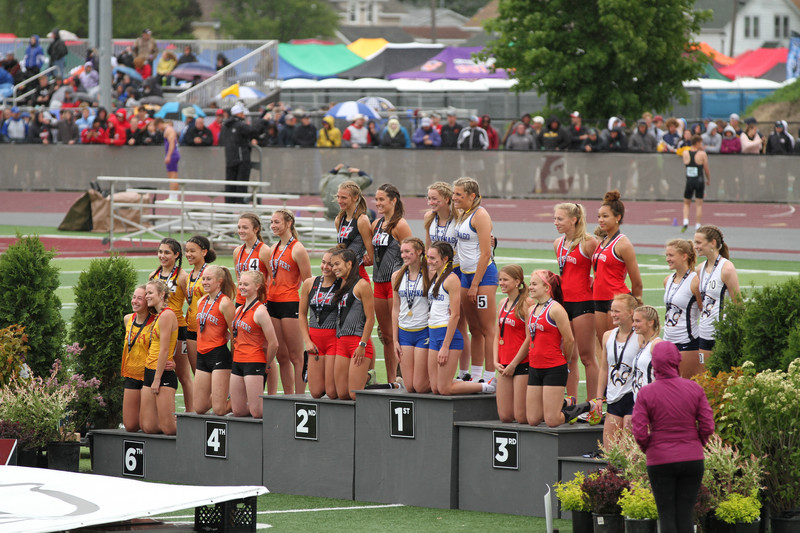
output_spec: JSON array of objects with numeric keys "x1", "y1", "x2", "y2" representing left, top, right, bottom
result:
[
  {"x1": 581, "y1": 467, "x2": 630, "y2": 533},
  {"x1": 714, "y1": 490, "x2": 761, "y2": 533},
  {"x1": 604, "y1": 428, "x2": 649, "y2": 487},
  {"x1": 555, "y1": 472, "x2": 593, "y2": 533},
  {"x1": 716, "y1": 360, "x2": 799, "y2": 531},
  {"x1": 618, "y1": 482, "x2": 657, "y2": 533}
]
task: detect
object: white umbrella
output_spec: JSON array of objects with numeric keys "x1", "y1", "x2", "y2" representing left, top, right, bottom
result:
[
  {"x1": 218, "y1": 86, "x2": 266, "y2": 101},
  {"x1": 357, "y1": 96, "x2": 395, "y2": 113},
  {"x1": 325, "y1": 101, "x2": 381, "y2": 120}
]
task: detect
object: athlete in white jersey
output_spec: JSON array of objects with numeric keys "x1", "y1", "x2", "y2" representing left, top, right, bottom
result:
[
  {"x1": 631, "y1": 305, "x2": 662, "y2": 402},
  {"x1": 663, "y1": 239, "x2": 703, "y2": 377},
  {"x1": 691, "y1": 225, "x2": 740, "y2": 372}
]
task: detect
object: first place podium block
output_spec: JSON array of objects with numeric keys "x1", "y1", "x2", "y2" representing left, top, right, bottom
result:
[
  {"x1": 353, "y1": 390, "x2": 498, "y2": 509},
  {"x1": 262, "y1": 394, "x2": 356, "y2": 500}
]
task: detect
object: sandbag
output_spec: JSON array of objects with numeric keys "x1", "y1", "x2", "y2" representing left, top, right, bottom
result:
[
  {"x1": 90, "y1": 190, "x2": 152, "y2": 233},
  {"x1": 58, "y1": 192, "x2": 93, "y2": 231}
]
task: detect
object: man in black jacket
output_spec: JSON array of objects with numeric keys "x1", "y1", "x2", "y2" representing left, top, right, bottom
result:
[
  {"x1": 222, "y1": 104, "x2": 261, "y2": 204},
  {"x1": 292, "y1": 112, "x2": 317, "y2": 147},
  {"x1": 538, "y1": 116, "x2": 571, "y2": 151}
]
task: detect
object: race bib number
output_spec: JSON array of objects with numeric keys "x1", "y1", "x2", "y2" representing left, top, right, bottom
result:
[
  {"x1": 477, "y1": 295, "x2": 488, "y2": 309},
  {"x1": 686, "y1": 166, "x2": 699, "y2": 178},
  {"x1": 248, "y1": 258, "x2": 260, "y2": 271}
]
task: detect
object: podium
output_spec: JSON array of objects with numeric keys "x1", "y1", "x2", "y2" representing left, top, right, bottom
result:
[{"x1": 90, "y1": 429, "x2": 177, "y2": 482}]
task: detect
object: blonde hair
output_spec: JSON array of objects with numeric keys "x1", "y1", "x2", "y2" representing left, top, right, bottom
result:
[
  {"x1": 205, "y1": 265, "x2": 235, "y2": 300},
  {"x1": 453, "y1": 177, "x2": 481, "y2": 222},
  {"x1": 335, "y1": 180, "x2": 367, "y2": 226},
  {"x1": 273, "y1": 208, "x2": 299, "y2": 241},
  {"x1": 424, "y1": 181, "x2": 457, "y2": 233},
  {"x1": 240, "y1": 270, "x2": 267, "y2": 302},
  {"x1": 554, "y1": 202, "x2": 590, "y2": 252},
  {"x1": 145, "y1": 279, "x2": 170, "y2": 313},
  {"x1": 666, "y1": 239, "x2": 696, "y2": 270},
  {"x1": 634, "y1": 305, "x2": 661, "y2": 338},
  {"x1": 393, "y1": 237, "x2": 430, "y2": 294},
  {"x1": 613, "y1": 293, "x2": 640, "y2": 312}
]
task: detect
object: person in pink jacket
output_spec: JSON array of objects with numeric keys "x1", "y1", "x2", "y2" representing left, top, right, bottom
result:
[{"x1": 632, "y1": 341, "x2": 714, "y2": 533}]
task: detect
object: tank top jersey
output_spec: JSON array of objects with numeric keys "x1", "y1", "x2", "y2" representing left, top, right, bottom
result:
[
  {"x1": 185, "y1": 266, "x2": 206, "y2": 332},
  {"x1": 196, "y1": 293, "x2": 229, "y2": 353},
  {"x1": 336, "y1": 284, "x2": 367, "y2": 338},
  {"x1": 397, "y1": 270, "x2": 428, "y2": 331},
  {"x1": 337, "y1": 215, "x2": 366, "y2": 265},
  {"x1": 308, "y1": 277, "x2": 339, "y2": 330},
  {"x1": 152, "y1": 267, "x2": 187, "y2": 327},
  {"x1": 146, "y1": 310, "x2": 178, "y2": 369},
  {"x1": 428, "y1": 214, "x2": 459, "y2": 266},
  {"x1": 698, "y1": 257, "x2": 729, "y2": 340},
  {"x1": 557, "y1": 237, "x2": 594, "y2": 302},
  {"x1": 268, "y1": 239, "x2": 301, "y2": 303},
  {"x1": 686, "y1": 150, "x2": 704, "y2": 180},
  {"x1": 456, "y1": 207, "x2": 492, "y2": 274},
  {"x1": 604, "y1": 327, "x2": 637, "y2": 403},
  {"x1": 631, "y1": 340, "x2": 655, "y2": 401},
  {"x1": 592, "y1": 233, "x2": 629, "y2": 300},
  {"x1": 232, "y1": 301, "x2": 267, "y2": 363},
  {"x1": 498, "y1": 298, "x2": 527, "y2": 366},
  {"x1": 121, "y1": 314, "x2": 155, "y2": 380},
  {"x1": 428, "y1": 276, "x2": 454, "y2": 329},
  {"x1": 663, "y1": 271, "x2": 699, "y2": 345},
  {"x1": 235, "y1": 241, "x2": 270, "y2": 305},
  {"x1": 372, "y1": 217, "x2": 402, "y2": 283},
  {"x1": 527, "y1": 301, "x2": 564, "y2": 369}
]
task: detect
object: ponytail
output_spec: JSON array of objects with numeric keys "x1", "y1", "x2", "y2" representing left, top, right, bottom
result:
[
  {"x1": 187, "y1": 235, "x2": 217, "y2": 263},
  {"x1": 696, "y1": 224, "x2": 729, "y2": 260},
  {"x1": 331, "y1": 248, "x2": 360, "y2": 305},
  {"x1": 393, "y1": 237, "x2": 429, "y2": 293},
  {"x1": 429, "y1": 241, "x2": 454, "y2": 299}
]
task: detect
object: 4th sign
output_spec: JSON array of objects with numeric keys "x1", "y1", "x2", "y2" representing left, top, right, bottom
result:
[
  {"x1": 123, "y1": 440, "x2": 144, "y2": 477},
  {"x1": 205, "y1": 421, "x2": 228, "y2": 458},
  {"x1": 390, "y1": 400, "x2": 414, "y2": 438},
  {"x1": 492, "y1": 430, "x2": 519, "y2": 470}
]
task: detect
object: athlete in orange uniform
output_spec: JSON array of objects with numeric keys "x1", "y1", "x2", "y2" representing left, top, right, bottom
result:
[
  {"x1": 233, "y1": 213, "x2": 271, "y2": 306},
  {"x1": 184, "y1": 235, "x2": 216, "y2": 378}
]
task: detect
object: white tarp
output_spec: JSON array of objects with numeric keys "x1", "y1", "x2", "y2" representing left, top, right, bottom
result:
[{"x1": 0, "y1": 466, "x2": 268, "y2": 533}]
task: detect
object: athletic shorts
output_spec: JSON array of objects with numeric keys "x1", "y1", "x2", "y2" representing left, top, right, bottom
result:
[
  {"x1": 607, "y1": 391, "x2": 634, "y2": 417},
  {"x1": 698, "y1": 337, "x2": 715, "y2": 351},
  {"x1": 165, "y1": 153, "x2": 180, "y2": 173},
  {"x1": 509, "y1": 361, "x2": 530, "y2": 377},
  {"x1": 684, "y1": 177, "x2": 705, "y2": 200},
  {"x1": 428, "y1": 326, "x2": 464, "y2": 352},
  {"x1": 197, "y1": 344, "x2": 233, "y2": 373},
  {"x1": 594, "y1": 299, "x2": 613, "y2": 313},
  {"x1": 143, "y1": 368, "x2": 178, "y2": 389},
  {"x1": 563, "y1": 300, "x2": 595, "y2": 320},
  {"x1": 675, "y1": 338, "x2": 700, "y2": 352},
  {"x1": 453, "y1": 266, "x2": 462, "y2": 280},
  {"x1": 336, "y1": 335, "x2": 375, "y2": 359},
  {"x1": 460, "y1": 262, "x2": 499, "y2": 288},
  {"x1": 178, "y1": 325, "x2": 188, "y2": 341},
  {"x1": 358, "y1": 264, "x2": 370, "y2": 283},
  {"x1": 398, "y1": 327, "x2": 429, "y2": 348},
  {"x1": 266, "y1": 300, "x2": 300, "y2": 320},
  {"x1": 528, "y1": 363, "x2": 568, "y2": 387},
  {"x1": 309, "y1": 327, "x2": 337, "y2": 356},
  {"x1": 231, "y1": 361, "x2": 268, "y2": 377},
  {"x1": 185, "y1": 329, "x2": 197, "y2": 341},
  {"x1": 373, "y1": 281, "x2": 393, "y2": 300},
  {"x1": 124, "y1": 377, "x2": 143, "y2": 390}
]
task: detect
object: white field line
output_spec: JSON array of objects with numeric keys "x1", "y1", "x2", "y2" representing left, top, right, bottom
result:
[{"x1": 159, "y1": 503, "x2": 406, "y2": 521}]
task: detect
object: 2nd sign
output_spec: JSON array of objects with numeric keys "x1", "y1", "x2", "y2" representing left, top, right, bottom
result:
[
  {"x1": 295, "y1": 402, "x2": 318, "y2": 440},
  {"x1": 205, "y1": 421, "x2": 228, "y2": 458}
]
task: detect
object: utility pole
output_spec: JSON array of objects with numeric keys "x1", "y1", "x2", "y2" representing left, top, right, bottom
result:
[
  {"x1": 430, "y1": 0, "x2": 437, "y2": 44},
  {"x1": 90, "y1": 1, "x2": 113, "y2": 110},
  {"x1": 729, "y1": 0, "x2": 739, "y2": 57}
]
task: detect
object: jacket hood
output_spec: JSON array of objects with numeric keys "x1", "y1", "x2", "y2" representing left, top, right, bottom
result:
[
  {"x1": 607, "y1": 116, "x2": 620, "y2": 131},
  {"x1": 723, "y1": 125, "x2": 736, "y2": 135},
  {"x1": 652, "y1": 341, "x2": 681, "y2": 379},
  {"x1": 547, "y1": 116, "x2": 560, "y2": 128},
  {"x1": 32, "y1": 35, "x2": 40, "y2": 44},
  {"x1": 322, "y1": 115, "x2": 335, "y2": 127},
  {"x1": 706, "y1": 123, "x2": 718, "y2": 133}
]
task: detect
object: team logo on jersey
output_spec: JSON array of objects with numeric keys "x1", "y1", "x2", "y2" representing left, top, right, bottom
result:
[
  {"x1": 372, "y1": 232, "x2": 389, "y2": 247},
  {"x1": 338, "y1": 226, "x2": 353, "y2": 240},
  {"x1": 701, "y1": 298, "x2": 716, "y2": 318},
  {"x1": 665, "y1": 306, "x2": 683, "y2": 327},
  {"x1": 610, "y1": 362, "x2": 632, "y2": 387}
]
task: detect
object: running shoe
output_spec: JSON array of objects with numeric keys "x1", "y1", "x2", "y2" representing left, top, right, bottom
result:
[
  {"x1": 366, "y1": 369, "x2": 377, "y2": 387},
  {"x1": 562, "y1": 401, "x2": 591, "y2": 424}
]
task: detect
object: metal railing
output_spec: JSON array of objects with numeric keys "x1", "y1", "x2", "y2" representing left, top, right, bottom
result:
[{"x1": 5, "y1": 66, "x2": 58, "y2": 106}]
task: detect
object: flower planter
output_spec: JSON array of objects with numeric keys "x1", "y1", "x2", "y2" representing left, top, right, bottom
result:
[
  {"x1": 16, "y1": 447, "x2": 47, "y2": 468},
  {"x1": 624, "y1": 517, "x2": 657, "y2": 533},
  {"x1": 571, "y1": 510, "x2": 593, "y2": 533},
  {"x1": 593, "y1": 512, "x2": 625, "y2": 533},
  {"x1": 47, "y1": 442, "x2": 80, "y2": 472},
  {"x1": 771, "y1": 517, "x2": 800, "y2": 533}
]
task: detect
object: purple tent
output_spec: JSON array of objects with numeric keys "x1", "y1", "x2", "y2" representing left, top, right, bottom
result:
[{"x1": 387, "y1": 46, "x2": 507, "y2": 81}]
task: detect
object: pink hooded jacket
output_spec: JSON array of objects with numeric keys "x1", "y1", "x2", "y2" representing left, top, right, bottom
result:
[{"x1": 632, "y1": 341, "x2": 715, "y2": 466}]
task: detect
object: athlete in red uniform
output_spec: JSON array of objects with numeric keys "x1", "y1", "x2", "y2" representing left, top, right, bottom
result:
[{"x1": 493, "y1": 265, "x2": 529, "y2": 423}]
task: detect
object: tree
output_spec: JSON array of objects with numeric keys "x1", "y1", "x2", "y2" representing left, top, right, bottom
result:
[
  {"x1": 0, "y1": 234, "x2": 66, "y2": 378},
  {"x1": 216, "y1": 0, "x2": 339, "y2": 42},
  {"x1": 483, "y1": 0, "x2": 711, "y2": 122}
]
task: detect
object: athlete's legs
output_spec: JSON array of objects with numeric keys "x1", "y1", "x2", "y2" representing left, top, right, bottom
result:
[
  {"x1": 193, "y1": 370, "x2": 212, "y2": 414},
  {"x1": 324, "y1": 354, "x2": 338, "y2": 399},
  {"x1": 156, "y1": 388, "x2": 177, "y2": 435},
  {"x1": 334, "y1": 355, "x2": 351, "y2": 400},
  {"x1": 433, "y1": 348, "x2": 463, "y2": 395},
  {"x1": 211, "y1": 369, "x2": 231, "y2": 415},
  {"x1": 173, "y1": 343, "x2": 194, "y2": 412},
  {"x1": 543, "y1": 385, "x2": 567, "y2": 427},
  {"x1": 603, "y1": 413, "x2": 625, "y2": 450},
  {"x1": 682, "y1": 198, "x2": 691, "y2": 222},
  {"x1": 413, "y1": 345, "x2": 431, "y2": 393},
  {"x1": 230, "y1": 374, "x2": 249, "y2": 417},
  {"x1": 496, "y1": 372, "x2": 515, "y2": 422},
  {"x1": 572, "y1": 313, "x2": 597, "y2": 401},
  {"x1": 594, "y1": 311, "x2": 613, "y2": 346},
  {"x1": 269, "y1": 316, "x2": 295, "y2": 395},
  {"x1": 398, "y1": 345, "x2": 417, "y2": 392},
  {"x1": 457, "y1": 309, "x2": 471, "y2": 376},
  {"x1": 347, "y1": 356, "x2": 371, "y2": 401},
  {"x1": 679, "y1": 350, "x2": 702, "y2": 378},
  {"x1": 307, "y1": 351, "x2": 327, "y2": 398},
  {"x1": 167, "y1": 171, "x2": 179, "y2": 192},
  {"x1": 122, "y1": 389, "x2": 141, "y2": 432},
  {"x1": 244, "y1": 374, "x2": 265, "y2": 417},
  {"x1": 526, "y1": 385, "x2": 544, "y2": 426},
  {"x1": 374, "y1": 297, "x2": 397, "y2": 383},
  {"x1": 695, "y1": 198, "x2": 704, "y2": 226},
  {"x1": 512, "y1": 375, "x2": 528, "y2": 423},
  {"x1": 186, "y1": 338, "x2": 198, "y2": 373},
  {"x1": 279, "y1": 317, "x2": 305, "y2": 394}
]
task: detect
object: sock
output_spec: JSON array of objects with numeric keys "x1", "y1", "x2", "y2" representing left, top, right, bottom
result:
[
  {"x1": 481, "y1": 382, "x2": 493, "y2": 393},
  {"x1": 483, "y1": 370, "x2": 495, "y2": 382},
  {"x1": 695, "y1": 222, "x2": 701, "y2": 229},
  {"x1": 169, "y1": 192, "x2": 178, "y2": 201},
  {"x1": 458, "y1": 369, "x2": 468, "y2": 379},
  {"x1": 683, "y1": 218, "x2": 689, "y2": 226},
  {"x1": 471, "y1": 365, "x2": 483, "y2": 381}
]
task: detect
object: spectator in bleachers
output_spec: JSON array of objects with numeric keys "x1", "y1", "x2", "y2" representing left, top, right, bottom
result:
[
  {"x1": 176, "y1": 45, "x2": 197, "y2": 67},
  {"x1": 628, "y1": 119, "x2": 657, "y2": 152},
  {"x1": 480, "y1": 114, "x2": 499, "y2": 149},
  {"x1": 133, "y1": 29, "x2": 158, "y2": 64},
  {"x1": 457, "y1": 115, "x2": 489, "y2": 150},
  {"x1": 504, "y1": 122, "x2": 535, "y2": 151},
  {"x1": 208, "y1": 109, "x2": 225, "y2": 145},
  {"x1": 75, "y1": 105, "x2": 94, "y2": 133},
  {"x1": 140, "y1": 119, "x2": 163, "y2": 146},
  {"x1": 133, "y1": 56, "x2": 152, "y2": 81},
  {"x1": 412, "y1": 117, "x2": 441, "y2": 148},
  {"x1": 604, "y1": 127, "x2": 627, "y2": 152},
  {"x1": 317, "y1": 115, "x2": 342, "y2": 147},
  {"x1": 79, "y1": 62, "x2": 100, "y2": 97},
  {"x1": 530, "y1": 115, "x2": 545, "y2": 139},
  {"x1": 182, "y1": 116, "x2": 214, "y2": 146},
  {"x1": 133, "y1": 106, "x2": 151, "y2": 127},
  {"x1": 500, "y1": 113, "x2": 532, "y2": 147},
  {"x1": 278, "y1": 113, "x2": 297, "y2": 146},
  {"x1": 766, "y1": 120, "x2": 794, "y2": 154},
  {"x1": 660, "y1": 118, "x2": 681, "y2": 152},
  {"x1": 126, "y1": 117, "x2": 141, "y2": 145},
  {"x1": 729, "y1": 113, "x2": 743, "y2": 135},
  {"x1": 380, "y1": 117, "x2": 411, "y2": 148},
  {"x1": 30, "y1": 75, "x2": 53, "y2": 107},
  {"x1": 177, "y1": 107, "x2": 196, "y2": 142},
  {"x1": 293, "y1": 111, "x2": 317, "y2": 147},
  {"x1": 156, "y1": 51, "x2": 177, "y2": 86},
  {"x1": 56, "y1": 109, "x2": 79, "y2": 144},
  {"x1": 701, "y1": 122, "x2": 722, "y2": 153},
  {"x1": 27, "y1": 111, "x2": 54, "y2": 144},
  {"x1": 342, "y1": 114, "x2": 370, "y2": 148},
  {"x1": 440, "y1": 110, "x2": 462, "y2": 149},
  {"x1": 81, "y1": 118, "x2": 108, "y2": 144},
  {"x1": 216, "y1": 53, "x2": 230, "y2": 71},
  {"x1": 47, "y1": 29, "x2": 68, "y2": 78},
  {"x1": 23, "y1": 35, "x2": 45, "y2": 76},
  {"x1": 539, "y1": 116, "x2": 570, "y2": 151},
  {"x1": 117, "y1": 47, "x2": 134, "y2": 68},
  {"x1": 105, "y1": 113, "x2": 127, "y2": 146},
  {"x1": 431, "y1": 112, "x2": 442, "y2": 133},
  {"x1": 740, "y1": 118, "x2": 763, "y2": 154},
  {"x1": 720, "y1": 125, "x2": 741, "y2": 154},
  {"x1": 568, "y1": 111, "x2": 587, "y2": 151},
  {"x1": 366, "y1": 119, "x2": 381, "y2": 147},
  {"x1": 652, "y1": 114, "x2": 666, "y2": 142},
  {"x1": 582, "y1": 128, "x2": 603, "y2": 152},
  {"x1": 1, "y1": 106, "x2": 28, "y2": 142}
]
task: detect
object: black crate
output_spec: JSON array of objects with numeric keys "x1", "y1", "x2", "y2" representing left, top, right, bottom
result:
[{"x1": 194, "y1": 496, "x2": 257, "y2": 532}]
